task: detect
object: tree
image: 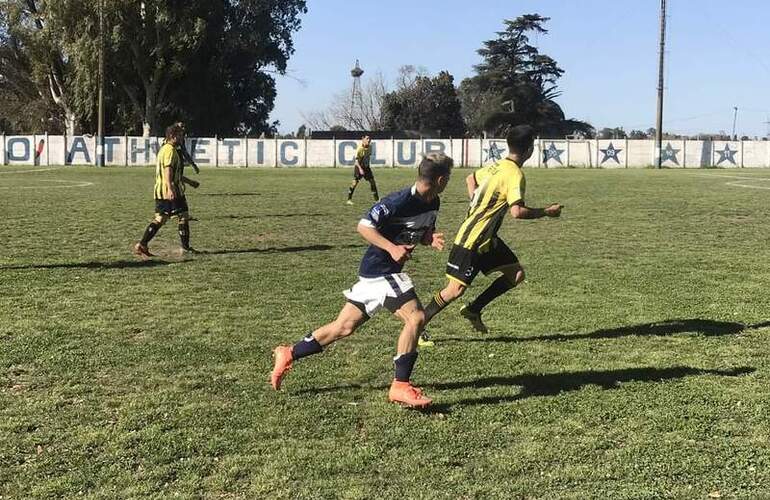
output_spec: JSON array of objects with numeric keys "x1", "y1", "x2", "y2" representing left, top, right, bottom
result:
[
  {"x1": 0, "y1": 0, "x2": 101, "y2": 134},
  {"x1": 304, "y1": 72, "x2": 388, "y2": 131},
  {"x1": 459, "y1": 14, "x2": 593, "y2": 138},
  {"x1": 628, "y1": 129, "x2": 648, "y2": 140},
  {"x1": 0, "y1": 0, "x2": 307, "y2": 136},
  {"x1": 381, "y1": 70, "x2": 465, "y2": 137}
]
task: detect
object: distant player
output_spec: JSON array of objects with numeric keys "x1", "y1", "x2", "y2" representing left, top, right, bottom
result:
[
  {"x1": 271, "y1": 153, "x2": 453, "y2": 408},
  {"x1": 346, "y1": 135, "x2": 379, "y2": 204},
  {"x1": 420, "y1": 125, "x2": 562, "y2": 341},
  {"x1": 133, "y1": 124, "x2": 200, "y2": 258}
]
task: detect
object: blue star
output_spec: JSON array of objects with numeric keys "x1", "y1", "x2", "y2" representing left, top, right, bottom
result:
[
  {"x1": 484, "y1": 142, "x2": 506, "y2": 163},
  {"x1": 660, "y1": 143, "x2": 680, "y2": 165},
  {"x1": 543, "y1": 142, "x2": 564, "y2": 165},
  {"x1": 715, "y1": 144, "x2": 737, "y2": 165},
  {"x1": 600, "y1": 142, "x2": 623, "y2": 164}
]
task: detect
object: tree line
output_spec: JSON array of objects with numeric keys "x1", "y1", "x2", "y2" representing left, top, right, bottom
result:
[
  {"x1": 0, "y1": 0, "x2": 306, "y2": 136},
  {"x1": 2, "y1": 7, "x2": 592, "y2": 139}
]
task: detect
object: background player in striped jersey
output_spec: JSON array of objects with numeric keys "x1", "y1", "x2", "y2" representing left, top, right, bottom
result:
[
  {"x1": 133, "y1": 124, "x2": 199, "y2": 258},
  {"x1": 346, "y1": 135, "x2": 380, "y2": 204},
  {"x1": 420, "y1": 125, "x2": 562, "y2": 340},
  {"x1": 271, "y1": 153, "x2": 453, "y2": 408}
]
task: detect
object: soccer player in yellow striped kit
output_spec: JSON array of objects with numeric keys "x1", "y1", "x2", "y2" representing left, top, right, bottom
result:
[
  {"x1": 420, "y1": 125, "x2": 562, "y2": 341},
  {"x1": 133, "y1": 124, "x2": 200, "y2": 258}
]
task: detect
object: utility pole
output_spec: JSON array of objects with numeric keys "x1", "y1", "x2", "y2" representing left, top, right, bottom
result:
[
  {"x1": 655, "y1": 0, "x2": 667, "y2": 169},
  {"x1": 731, "y1": 107, "x2": 738, "y2": 140},
  {"x1": 97, "y1": 0, "x2": 105, "y2": 167}
]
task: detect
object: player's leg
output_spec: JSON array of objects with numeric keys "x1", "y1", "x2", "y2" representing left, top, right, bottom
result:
[
  {"x1": 423, "y1": 245, "x2": 477, "y2": 325},
  {"x1": 134, "y1": 211, "x2": 169, "y2": 257},
  {"x1": 174, "y1": 198, "x2": 193, "y2": 252},
  {"x1": 347, "y1": 167, "x2": 362, "y2": 203},
  {"x1": 388, "y1": 296, "x2": 432, "y2": 407},
  {"x1": 366, "y1": 173, "x2": 379, "y2": 201},
  {"x1": 461, "y1": 240, "x2": 523, "y2": 332},
  {"x1": 270, "y1": 302, "x2": 368, "y2": 390}
]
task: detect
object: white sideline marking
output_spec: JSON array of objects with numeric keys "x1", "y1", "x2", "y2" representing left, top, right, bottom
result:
[
  {"x1": 0, "y1": 179, "x2": 94, "y2": 190},
  {"x1": 0, "y1": 167, "x2": 64, "y2": 174},
  {"x1": 695, "y1": 173, "x2": 770, "y2": 190}
]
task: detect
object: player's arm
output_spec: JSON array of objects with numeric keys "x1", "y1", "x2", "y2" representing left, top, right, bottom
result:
[
  {"x1": 465, "y1": 172, "x2": 478, "y2": 199},
  {"x1": 357, "y1": 223, "x2": 413, "y2": 264},
  {"x1": 509, "y1": 200, "x2": 561, "y2": 219},
  {"x1": 180, "y1": 144, "x2": 199, "y2": 173},
  {"x1": 181, "y1": 176, "x2": 200, "y2": 189}
]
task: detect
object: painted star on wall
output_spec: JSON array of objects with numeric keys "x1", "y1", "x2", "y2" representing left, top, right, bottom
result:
[
  {"x1": 600, "y1": 142, "x2": 623, "y2": 164},
  {"x1": 543, "y1": 142, "x2": 564, "y2": 165},
  {"x1": 484, "y1": 142, "x2": 506, "y2": 163},
  {"x1": 715, "y1": 144, "x2": 738, "y2": 165},
  {"x1": 660, "y1": 143, "x2": 680, "y2": 165}
]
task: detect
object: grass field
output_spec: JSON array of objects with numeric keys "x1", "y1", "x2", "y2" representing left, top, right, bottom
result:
[{"x1": 2, "y1": 165, "x2": 770, "y2": 499}]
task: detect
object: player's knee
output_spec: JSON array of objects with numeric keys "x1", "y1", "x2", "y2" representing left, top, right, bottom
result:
[
  {"x1": 176, "y1": 212, "x2": 190, "y2": 224},
  {"x1": 337, "y1": 319, "x2": 358, "y2": 338},
  {"x1": 408, "y1": 310, "x2": 426, "y2": 331},
  {"x1": 505, "y1": 267, "x2": 525, "y2": 286},
  {"x1": 153, "y1": 214, "x2": 168, "y2": 225}
]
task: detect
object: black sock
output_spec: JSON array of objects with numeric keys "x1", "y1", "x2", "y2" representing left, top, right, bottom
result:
[
  {"x1": 292, "y1": 333, "x2": 323, "y2": 360},
  {"x1": 394, "y1": 351, "x2": 418, "y2": 382},
  {"x1": 347, "y1": 183, "x2": 357, "y2": 200},
  {"x1": 140, "y1": 221, "x2": 162, "y2": 246},
  {"x1": 466, "y1": 276, "x2": 515, "y2": 314},
  {"x1": 178, "y1": 222, "x2": 190, "y2": 249},
  {"x1": 370, "y1": 181, "x2": 379, "y2": 200},
  {"x1": 424, "y1": 292, "x2": 449, "y2": 323}
]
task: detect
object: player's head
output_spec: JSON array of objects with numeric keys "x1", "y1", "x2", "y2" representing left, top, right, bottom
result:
[
  {"x1": 506, "y1": 125, "x2": 536, "y2": 162},
  {"x1": 418, "y1": 152, "x2": 453, "y2": 194},
  {"x1": 175, "y1": 122, "x2": 187, "y2": 137},
  {"x1": 165, "y1": 124, "x2": 183, "y2": 145},
  {"x1": 361, "y1": 135, "x2": 371, "y2": 147}
]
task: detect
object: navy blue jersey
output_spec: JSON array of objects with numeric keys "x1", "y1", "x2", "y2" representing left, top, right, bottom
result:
[{"x1": 357, "y1": 185, "x2": 440, "y2": 278}]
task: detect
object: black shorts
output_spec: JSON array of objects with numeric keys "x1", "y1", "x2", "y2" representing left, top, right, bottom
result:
[
  {"x1": 155, "y1": 196, "x2": 189, "y2": 217},
  {"x1": 445, "y1": 238, "x2": 519, "y2": 286},
  {"x1": 353, "y1": 165, "x2": 374, "y2": 181}
]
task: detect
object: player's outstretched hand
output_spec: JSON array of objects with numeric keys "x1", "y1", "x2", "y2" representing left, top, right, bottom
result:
[
  {"x1": 430, "y1": 232, "x2": 445, "y2": 251},
  {"x1": 389, "y1": 245, "x2": 414, "y2": 264},
  {"x1": 188, "y1": 179, "x2": 200, "y2": 189},
  {"x1": 545, "y1": 203, "x2": 562, "y2": 218}
]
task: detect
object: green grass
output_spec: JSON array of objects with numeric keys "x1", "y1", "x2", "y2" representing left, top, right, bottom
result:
[{"x1": 2, "y1": 166, "x2": 770, "y2": 499}]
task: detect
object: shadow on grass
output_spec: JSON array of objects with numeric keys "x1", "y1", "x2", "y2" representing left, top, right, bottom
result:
[
  {"x1": 442, "y1": 319, "x2": 770, "y2": 344},
  {"x1": 430, "y1": 366, "x2": 755, "y2": 407},
  {"x1": 0, "y1": 259, "x2": 185, "y2": 271},
  {"x1": 200, "y1": 243, "x2": 363, "y2": 256},
  {"x1": 198, "y1": 192, "x2": 261, "y2": 197},
  {"x1": 211, "y1": 213, "x2": 331, "y2": 220},
  {"x1": 294, "y1": 366, "x2": 755, "y2": 408}
]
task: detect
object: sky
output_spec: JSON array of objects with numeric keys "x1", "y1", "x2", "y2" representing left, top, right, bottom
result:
[{"x1": 270, "y1": 0, "x2": 770, "y2": 138}]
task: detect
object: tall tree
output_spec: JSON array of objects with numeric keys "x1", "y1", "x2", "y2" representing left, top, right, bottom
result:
[
  {"x1": 460, "y1": 14, "x2": 593, "y2": 138},
  {"x1": 0, "y1": 0, "x2": 100, "y2": 134},
  {"x1": 381, "y1": 70, "x2": 465, "y2": 137}
]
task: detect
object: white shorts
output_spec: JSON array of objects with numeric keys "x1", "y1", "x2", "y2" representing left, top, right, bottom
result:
[{"x1": 343, "y1": 273, "x2": 418, "y2": 318}]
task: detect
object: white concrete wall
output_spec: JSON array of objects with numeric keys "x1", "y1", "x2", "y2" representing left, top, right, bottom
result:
[{"x1": 4, "y1": 136, "x2": 770, "y2": 168}]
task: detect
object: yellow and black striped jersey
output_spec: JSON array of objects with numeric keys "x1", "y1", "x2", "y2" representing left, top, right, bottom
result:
[
  {"x1": 453, "y1": 158, "x2": 525, "y2": 252},
  {"x1": 154, "y1": 142, "x2": 183, "y2": 200},
  {"x1": 355, "y1": 144, "x2": 371, "y2": 169}
]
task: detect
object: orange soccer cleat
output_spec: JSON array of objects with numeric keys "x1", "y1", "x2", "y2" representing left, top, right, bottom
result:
[
  {"x1": 133, "y1": 243, "x2": 154, "y2": 259},
  {"x1": 388, "y1": 380, "x2": 432, "y2": 408},
  {"x1": 270, "y1": 345, "x2": 294, "y2": 390}
]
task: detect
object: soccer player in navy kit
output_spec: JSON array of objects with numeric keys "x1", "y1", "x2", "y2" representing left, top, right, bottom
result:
[{"x1": 270, "y1": 153, "x2": 453, "y2": 408}]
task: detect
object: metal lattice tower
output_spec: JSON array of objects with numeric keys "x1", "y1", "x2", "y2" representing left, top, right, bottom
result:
[{"x1": 350, "y1": 60, "x2": 364, "y2": 127}]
